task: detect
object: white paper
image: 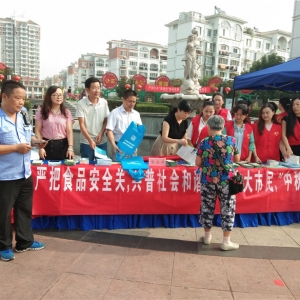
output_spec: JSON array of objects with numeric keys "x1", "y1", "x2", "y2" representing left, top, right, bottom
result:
[
  {"x1": 94, "y1": 147, "x2": 109, "y2": 159},
  {"x1": 176, "y1": 145, "x2": 197, "y2": 165}
]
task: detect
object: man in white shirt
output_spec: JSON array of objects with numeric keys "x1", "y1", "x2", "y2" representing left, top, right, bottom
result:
[
  {"x1": 75, "y1": 77, "x2": 110, "y2": 161},
  {"x1": 106, "y1": 90, "x2": 142, "y2": 161}
]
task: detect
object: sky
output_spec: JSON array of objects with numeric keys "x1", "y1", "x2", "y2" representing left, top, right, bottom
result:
[{"x1": 0, "y1": 0, "x2": 296, "y2": 79}]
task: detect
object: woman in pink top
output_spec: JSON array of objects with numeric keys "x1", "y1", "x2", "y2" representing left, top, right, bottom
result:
[{"x1": 35, "y1": 86, "x2": 74, "y2": 160}]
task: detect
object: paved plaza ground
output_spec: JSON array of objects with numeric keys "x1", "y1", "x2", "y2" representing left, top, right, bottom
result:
[{"x1": 1, "y1": 224, "x2": 300, "y2": 299}]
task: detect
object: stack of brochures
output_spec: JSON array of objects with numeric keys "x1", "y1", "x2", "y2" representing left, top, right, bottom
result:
[
  {"x1": 96, "y1": 158, "x2": 112, "y2": 166},
  {"x1": 94, "y1": 147, "x2": 112, "y2": 166}
]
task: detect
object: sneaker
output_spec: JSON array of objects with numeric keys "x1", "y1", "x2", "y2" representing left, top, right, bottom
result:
[
  {"x1": 15, "y1": 241, "x2": 45, "y2": 253},
  {"x1": 0, "y1": 249, "x2": 15, "y2": 261},
  {"x1": 200, "y1": 236, "x2": 212, "y2": 245},
  {"x1": 220, "y1": 242, "x2": 239, "y2": 251}
]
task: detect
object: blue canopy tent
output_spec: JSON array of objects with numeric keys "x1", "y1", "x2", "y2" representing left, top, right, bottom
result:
[{"x1": 233, "y1": 57, "x2": 300, "y2": 92}]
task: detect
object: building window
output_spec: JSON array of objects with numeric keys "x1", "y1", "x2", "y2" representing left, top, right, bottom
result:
[
  {"x1": 120, "y1": 50, "x2": 126, "y2": 56},
  {"x1": 232, "y1": 24, "x2": 242, "y2": 41},
  {"x1": 120, "y1": 60, "x2": 126, "y2": 66},
  {"x1": 129, "y1": 61, "x2": 137, "y2": 66},
  {"x1": 96, "y1": 70, "x2": 104, "y2": 76},
  {"x1": 150, "y1": 73, "x2": 157, "y2": 80},
  {"x1": 246, "y1": 39, "x2": 251, "y2": 46},
  {"x1": 206, "y1": 29, "x2": 212, "y2": 37},
  {"x1": 129, "y1": 70, "x2": 137, "y2": 76},
  {"x1": 139, "y1": 47, "x2": 148, "y2": 58},
  {"x1": 206, "y1": 57, "x2": 213, "y2": 65},
  {"x1": 197, "y1": 27, "x2": 202, "y2": 35},
  {"x1": 120, "y1": 70, "x2": 127, "y2": 76},
  {"x1": 256, "y1": 41, "x2": 261, "y2": 48},
  {"x1": 129, "y1": 51, "x2": 138, "y2": 57},
  {"x1": 82, "y1": 62, "x2": 87, "y2": 67},
  {"x1": 96, "y1": 59, "x2": 104, "y2": 67},
  {"x1": 218, "y1": 58, "x2": 228, "y2": 64},
  {"x1": 220, "y1": 45, "x2": 228, "y2": 51},
  {"x1": 213, "y1": 30, "x2": 218, "y2": 37},
  {"x1": 266, "y1": 43, "x2": 270, "y2": 50}
]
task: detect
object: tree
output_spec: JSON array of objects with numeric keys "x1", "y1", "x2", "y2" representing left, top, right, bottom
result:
[
  {"x1": 249, "y1": 53, "x2": 284, "y2": 72},
  {"x1": 246, "y1": 54, "x2": 290, "y2": 103}
]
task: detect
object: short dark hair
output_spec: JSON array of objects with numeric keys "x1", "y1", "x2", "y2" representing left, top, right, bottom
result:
[
  {"x1": 178, "y1": 100, "x2": 193, "y2": 112},
  {"x1": 85, "y1": 77, "x2": 101, "y2": 89},
  {"x1": 279, "y1": 97, "x2": 290, "y2": 112},
  {"x1": 122, "y1": 89, "x2": 137, "y2": 99},
  {"x1": 0, "y1": 80, "x2": 25, "y2": 103}
]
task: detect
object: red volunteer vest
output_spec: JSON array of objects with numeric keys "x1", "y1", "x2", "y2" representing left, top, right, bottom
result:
[
  {"x1": 216, "y1": 108, "x2": 229, "y2": 122},
  {"x1": 287, "y1": 119, "x2": 300, "y2": 146},
  {"x1": 276, "y1": 112, "x2": 288, "y2": 124},
  {"x1": 225, "y1": 121, "x2": 252, "y2": 161},
  {"x1": 252, "y1": 122, "x2": 282, "y2": 162},
  {"x1": 190, "y1": 115, "x2": 201, "y2": 147}
]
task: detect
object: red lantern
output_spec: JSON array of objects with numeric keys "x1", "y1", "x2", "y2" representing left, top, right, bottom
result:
[
  {"x1": 0, "y1": 74, "x2": 4, "y2": 82},
  {"x1": 212, "y1": 87, "x2": 219, "y2": 93},
  {"x1": 124, "y1": 83, "x2": 131, "y2": 90},
  {"x1": 13, "y1": 75, "x2": 20, "y2": 82},
  {"x1": 136, "y1": 84, "x2": 142, "y2": 91},
  {"x1": 224, "y1": 87, "x2": 231, "y2": 94}
]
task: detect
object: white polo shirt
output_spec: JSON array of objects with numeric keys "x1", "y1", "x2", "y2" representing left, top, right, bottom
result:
[
  {"x1": 75, "y1": 97, "x2": 110, "y2": 145},
  {"x1": 106, "y1": 105, "x2": 142, "y2": 142}
]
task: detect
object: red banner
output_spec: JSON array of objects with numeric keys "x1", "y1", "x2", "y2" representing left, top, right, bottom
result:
[
  {"x1": 133, "y1": 74, "x2": 147, "y2": 88},
  {"x1": 207, "y1": 76, "x2": 223, "y2": 88},
  {"x1": 32, "y1": 165, "x2": 300, "y2": 216},
  {"x1": 145, "y1": 84, "x2": 180, "y2": 93},
  {"x1": 200, "y1": 86, "x2": 211, "y2": 93},
  {"x1": 155, "y1": 75, "x2": 170, "y2": 87},
  {"x1": 102, "y1": 72, "x2": 118, "y2": 89}
]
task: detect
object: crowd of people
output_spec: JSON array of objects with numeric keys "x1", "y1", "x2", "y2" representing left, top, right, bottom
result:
[{"x1": 1, "y1": 76, "x2": 300, "y2": 261}]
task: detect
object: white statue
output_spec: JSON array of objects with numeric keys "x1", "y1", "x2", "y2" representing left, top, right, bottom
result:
[{"x1": 181, "y1": 28, "x2": 201, "y2": 95}]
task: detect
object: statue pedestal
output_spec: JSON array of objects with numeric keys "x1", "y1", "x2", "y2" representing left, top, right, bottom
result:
[{"x1": 160, "y1": 93, "x2": 208, "y2": 117}]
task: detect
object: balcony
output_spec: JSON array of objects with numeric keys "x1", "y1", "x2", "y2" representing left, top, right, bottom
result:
[
  {"x1": 229, "y1": 65, "x2": 238, "y2": 71},
  {"x1": 219, "y1": 50, "x2": 229, "y2": 56},
  {"x1": 218, "y1": 64, "x2": 227, "y2": 70},
  {"x1": 230, "y1": 53, "x2": 241, "y2": 58}
]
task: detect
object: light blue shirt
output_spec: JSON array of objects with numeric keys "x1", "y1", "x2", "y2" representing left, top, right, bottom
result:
[
  {"x1": 223, "y1": 120, "x2": 254, "y2": 157},
  {"x1": 0, "y1": 108, "x2": 32, "y2": 180}
]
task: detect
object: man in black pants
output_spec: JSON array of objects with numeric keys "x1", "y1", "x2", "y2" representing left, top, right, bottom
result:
[{"x1": 0, "y1": 80, "x2": 46, "y2": 261}]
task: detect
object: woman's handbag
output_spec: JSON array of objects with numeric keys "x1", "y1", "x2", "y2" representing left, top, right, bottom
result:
[{"x1": 212, "y1": 143, "x2": 244, "y2": 195}]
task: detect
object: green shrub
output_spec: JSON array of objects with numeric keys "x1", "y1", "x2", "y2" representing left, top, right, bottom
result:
[
  {"x1": 135, "y1": 103, "x2": 169, "y2": 113},
  {"x1": 249, "y1": 107, "x2": 260, "y2": 118}
]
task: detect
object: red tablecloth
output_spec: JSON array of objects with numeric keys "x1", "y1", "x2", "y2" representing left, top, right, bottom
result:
[{"x1": 32, "y1": 164, "x2": 300, "y2": 216}]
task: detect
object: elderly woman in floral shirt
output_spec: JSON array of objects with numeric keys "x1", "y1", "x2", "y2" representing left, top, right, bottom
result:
[{"x1": 196, "y1": 115, "x2": 240, "y2": 251}]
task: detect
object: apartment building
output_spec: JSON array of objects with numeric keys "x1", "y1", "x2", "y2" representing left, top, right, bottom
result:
[
  {"x1": 0, "y1": 16, "x2": 44, "y2": 98},
  {"x1": 166, "y1": 10, "x2": 291, "y2": 81},
  {"x1": 107, "y1": 39, "x2": 167, "y2": 83}
]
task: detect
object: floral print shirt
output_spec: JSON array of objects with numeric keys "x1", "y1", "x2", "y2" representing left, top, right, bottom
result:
[{"x1": 197, "y1": 134, "x2": 239, "y2": 185}]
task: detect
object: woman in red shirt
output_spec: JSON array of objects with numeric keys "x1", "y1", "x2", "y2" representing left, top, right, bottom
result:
[
  {"x1": 212, "y1": 92, "x2": 232, "y2": 122},
  {"x1": 276, "y1": 97, "x2": 290, "y2": 124},
  {"x1": 252, "y1": 103, "x2": 282, "y2": 163},
  {"x1": 282, "y1": 96, "x2": 300, "y2": 158}
]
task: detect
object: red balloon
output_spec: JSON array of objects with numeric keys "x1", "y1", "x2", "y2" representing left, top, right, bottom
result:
[
  {"x1": 0, "y1": 74, "x2": 4, "y2": 81},
  {"x1": 13, "y1": 75, "x2": 20, "y2": 82},
  {"x1": 124, "y1": 84, "x2": 131, "y2": 90},
  {"x1": 224, "y1": 87, "x2": 231, "y2": 94},
  {"x1": 136, "y1": 84, "x2": 142, "y2": 91},
  {"x1": 212, "y1": 87, "x2": 219, "y2": 93}
]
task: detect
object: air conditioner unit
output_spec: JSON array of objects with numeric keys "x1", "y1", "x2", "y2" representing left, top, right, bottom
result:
[{"x1": 150, "y1": 56, "x2": 156, "y2": 59}]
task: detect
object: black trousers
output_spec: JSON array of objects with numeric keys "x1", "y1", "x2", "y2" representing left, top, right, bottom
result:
[
  {"x1": 0, "y1": 176, "x2": 34, "y2": 251},
  {"x1": 43, "y1": 138, "x2": 68, "y2": 160}
]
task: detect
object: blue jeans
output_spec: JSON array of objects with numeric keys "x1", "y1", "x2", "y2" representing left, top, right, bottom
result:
[{"x1": 80, "y1": 143, "x2": 107, "y2": 162}]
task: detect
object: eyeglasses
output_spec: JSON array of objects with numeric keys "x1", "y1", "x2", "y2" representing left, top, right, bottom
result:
[{"x1": 51, "y1": 94, "x2": 63, "y2": 98}]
